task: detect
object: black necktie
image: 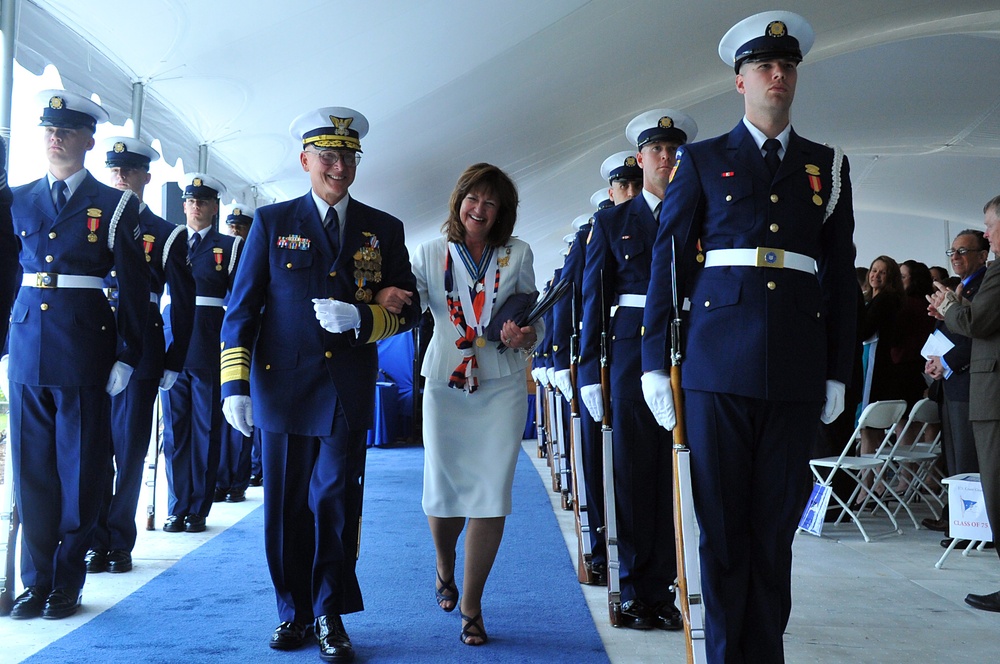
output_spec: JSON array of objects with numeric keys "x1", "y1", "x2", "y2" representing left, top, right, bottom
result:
[
  {"x1": 189, "y1": 233, "x2": 201, "y2": 261},
  {"x1": 763, "y1": 138, "x2": 781, "y2": 178},
  {"x1": 53, "y1": 180, "x2": 68, "y2": 212},
  {"x1": 324, "y1": 206, "x2": 341, "y2": 256},
  {"x1": 653, "y1": 201, "x2": 662, "y2": 220}
]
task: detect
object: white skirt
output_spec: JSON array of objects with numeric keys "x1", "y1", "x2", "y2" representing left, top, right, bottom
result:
[{"x1": 422, "y1": 371, "x2": 527, "y2": 518}]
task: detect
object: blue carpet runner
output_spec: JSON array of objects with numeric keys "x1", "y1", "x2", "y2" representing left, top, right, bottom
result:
[{"x1": 27, "y1": 446, "x2": 608, "y2": 663}]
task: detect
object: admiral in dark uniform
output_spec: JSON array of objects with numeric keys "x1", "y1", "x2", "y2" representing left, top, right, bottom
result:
[
  {"x1": 641, "y1": 12, "x2": 857, "y2": 662},
  {"x1": 6, "y1": 91, "x2": 148, "y2": 620},
  {"x1": 87, "y1": 137, "x2": 196, "y2": 574},
  {"x1": 220, "y1": 107, "x2": 419, "y2": 662},
  {"x1": 215, "y1": 204, "x2": 256, "y2": 504},
  {"x1": 160, "y1": 173, "x2": 241, "y2": 534},
  {"x1": 579, "y1": 109, "x2": 697, "y2": 631}
]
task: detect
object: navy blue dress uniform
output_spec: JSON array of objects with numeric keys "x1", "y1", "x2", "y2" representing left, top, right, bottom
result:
[
  {"x1": 641, "y1": 13, "x2": 857, "y2": 663},
  {"x1": 160, "y1": 173, "x2": 241, "y2": 533},
  {"x1": 7, "y1": 91, "x2": 148, "y2": 617},
  {"x1": 219, "y1": 107, "x2": 419, "y2": 654},
  {"x1": 215, "y1": 205, "x2": 256, "y2": 503},
  {"x1": 552, "y1": 212, "x2": 606, "y2": 580},
  {"x1": 91, "y1": 137, "x2": 196, "y2": 571},
  {"x1": 0, "y1": 137, "x2": 18, "y2": 352},
  {"x1": 578, "y1": 109, "x2": 696, "y2": 629}
]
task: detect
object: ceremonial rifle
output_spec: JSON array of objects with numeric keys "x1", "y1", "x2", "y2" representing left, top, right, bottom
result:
[
  {"x1": 1, "y1": 407, "x2": 19, "y2": 615},
  {"x1": 670, "y1": 238, "x2": 707, "y2": 662},
  {"x1": 598, "y1": 271, "x2": 622, "y2": 626},
  {"x1": 568, "y1": 283, "x2": 594, "y2": 583},
  {"x1": 144, "y1": 394, "x2": 162, "y2": 530}
]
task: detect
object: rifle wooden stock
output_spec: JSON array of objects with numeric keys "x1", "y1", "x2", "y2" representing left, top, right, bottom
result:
[{"x1": 672, "y1": 364, "x2": 707, "y2": 663}]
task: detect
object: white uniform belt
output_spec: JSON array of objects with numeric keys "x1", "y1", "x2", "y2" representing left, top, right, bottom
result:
[
  {"x1": 615, "y1": 294, "x2": 647, "y2": 308},
  {"x1": 703, "y1": 248, "x2": 816, "y2": 274},
  {"x1": 22, "y1": 273, "x2": 105, "y2": 289},
  {"x1": 195, "y1": 296, "x2": 226, "y2": 307}
]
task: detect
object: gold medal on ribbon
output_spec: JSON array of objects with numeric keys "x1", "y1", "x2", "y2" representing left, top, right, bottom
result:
[
  {"x1": 363, "y1": 288, "x2": 373, "y2": 303},
  {"x1": 88, "y1": 232, "x2": 98, "y2": 243},
  {"x1": 805, "y1": 164, "x2": 823, "y2": 207},
  {"x1": 475, "y1": 336, "x2": 486, "y2": 348},
  {"x1": 356, "y1": 287, "x2": 366, "y2": 301}
]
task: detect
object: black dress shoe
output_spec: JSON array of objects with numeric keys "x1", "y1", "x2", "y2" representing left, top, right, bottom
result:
[
  {"x1": 586, "y1": 561, "x2": 607, "y2": 586},
  {"x1": 316, "y1": 614, "x2": 355, "y2": 662},
  {"x1": 965, "y1": 590, "x2": 1000, "y2": 612},
  {"x1": 249, "y1": 474, "x2": 263, "y2": 487},
  {"x1": 270, "y1": 620, "x2": 313, "y2": 650},
  {"x1": 226, "y1": 489, "x2": 246, "y2": 503},
  {"x1": 10, "y1": 586, "x2": 50, "y2": 620},
  {"x1": 85, "y1": 549, "x2": 108, "y2": 573},
  {"x1": 653, "y1": 600, "x2": 684, "y2": 631},
  {"x1": 42, "y1": 588, "x2": 81, "y2": 620},
  {"x1": 163, "y1": 514, "x2": 185, "y2": 532},
  {"x1": 620, "y1": 599, "x2": 655, "y2": 630},
  {"x1": 213, "y1": 487, "x2": 228, "y2": 503},
  {"x1": 922, "y1": 517, "x2": 948, "y2": 532},
  {"x1": 106, "y1": 550, "x2": 133, "y2": 573},
  {"x1": 184, "y1": 514, "x2": 206, "y2": 533}
]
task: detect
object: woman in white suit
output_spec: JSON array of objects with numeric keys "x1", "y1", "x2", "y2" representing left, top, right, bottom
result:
[{"x1": 412, "y1": 163, "x2": 540, "y2": 646}]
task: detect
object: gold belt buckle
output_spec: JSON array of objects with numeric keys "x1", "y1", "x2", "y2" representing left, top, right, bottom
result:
[
  {"x1": 755, "y1": 247, "x2": 785, "y2": 269},
  {"x1": 35, "y1": 272, "x2": 57, "y2": 288}
]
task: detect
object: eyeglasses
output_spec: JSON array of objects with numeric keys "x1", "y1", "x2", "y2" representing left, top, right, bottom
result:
[
  {"x1": 945, "y1": 247, "x2": 985, "y2": 257},
  {"x1": 305, "y1": 149, "x2": 361, "y2": 167}
]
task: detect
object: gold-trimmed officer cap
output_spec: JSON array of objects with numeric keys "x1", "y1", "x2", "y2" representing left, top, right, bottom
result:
[
  {"x1": 719, "y1": 11, "x2": 814, "y2": 73},
  {"x1": 591, "y1": 188, "x2": 613, "y2": 211},
  {"x1": 226, "y1": 203, "x2": 256, "y2": 226},
  {"x1": 572, "y1": 213, "x2": 592, "y2": 231},
  {"x1": 37, "y1": 89, "x2": 110, "y2": 131},
  {"x1": 290, "y1": 106, "x2": 369, "y2": 153},
  {"x1": 625, "y1": 109, "x2": 698, "y2": 150},
  {"x1": 181, "y1": 172, "x2": 227, "y2": 200},
  {"x1": 600, "y1": 150, "x2": 643, "y2": 183},
  {"x1": 101, "y1": 136, "x2": 160, "y2": 169}
]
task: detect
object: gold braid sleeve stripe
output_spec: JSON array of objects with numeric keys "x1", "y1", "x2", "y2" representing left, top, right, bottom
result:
[
  {"x1": 364, "y1": 304, "x2": 404, "y2": 344},
  {"x1": 221, "y1": 347, "x2": 251, "y2": 384}
]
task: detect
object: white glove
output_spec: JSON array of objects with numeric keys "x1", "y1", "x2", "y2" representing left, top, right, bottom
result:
[
  {"x1": 536, "y1": 368, "x2": 550, "y2": 387},
  {"x1": 105, "y1": 362, "x2": 134, "y2": 396},
  {"x1": 159, "y1": 369, "x2": 179, "y2": 391},
  {"x1": 545, "y1": 367, "x2": 556, "y2": 388},
  {"x1": 530, "y1": 368, "x2": 542, "y2": 384},
  {"x1": 0, "y1": 354, "x2": 8, "y2": 398},
  {"x1": 312, "y1": 298, "x2": 361, "y2": 333},
  {"x1": 553, "y1": 369, "x2": 573, "y2": 397},
  {"x1": 223, "y1": 395, "x2": 254, "y2": 437},
  {"x1": 641, "y1": 370, "x2": 676, "y2": 431},
  {"x1": 820, "y1": 380, "x2": 846, "y2": 424},
  {"x1": 580, "y1": 383, "x2": 604, "y2": 422}
]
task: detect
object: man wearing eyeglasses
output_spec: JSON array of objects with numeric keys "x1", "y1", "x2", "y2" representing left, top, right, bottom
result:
[
  {"x1": 923, "y1": 229, "x2": 989, "y2": 533},
  {"x1": 220, "y1": 106, "x2": 419, "y2": 661}
]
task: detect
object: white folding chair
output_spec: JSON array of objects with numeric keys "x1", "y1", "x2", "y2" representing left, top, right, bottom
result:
[
  {"x1": 876, "y1": 398, "x2": 945, "y2": 527},
  {"x1": 809, "y1": 400, "x2": 908, "y2": 542}
]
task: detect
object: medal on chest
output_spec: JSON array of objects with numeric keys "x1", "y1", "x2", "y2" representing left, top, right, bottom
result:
[
  {"x1": 213, "y1": 247, "x2": 224, "y2": 271},
  {"x1": 142, "y1": 234, "x2": 155, "y2": 262},
  {"x1": 86, "y1": 208, "x2": 102, "y2": 243},
  {"x1": 805, "y1": 164, "x2": 823, "y2": 206}
]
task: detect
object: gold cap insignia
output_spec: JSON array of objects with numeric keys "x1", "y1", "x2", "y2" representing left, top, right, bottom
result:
[
  {"x1": 766, "y1": 21, "x2": 787, "y2": 38},
  {"x1": 49, "y1": 96, "x2": 64, "y2": 110},
  {"x1": 193, "y1": 177, "x2": 203, "y2": 187},
  {"x1": 233, "y1": 208, "x2": 242, "y2": 216},
  {"x1": 658, "y1": 116, "x2": 674, "y2": 129},
  {"x1": 330, "y1": 115, "x2": 354, "y2": 136},
  {"x1": 86, "y1": 207, "x2": 102, "y2": 217},
  {"x1": 113, "y1": 141, "x2": 126, "y2": 153},
  {"x1": 624, "y1": 156, "x2": 637, "y2": 167}
]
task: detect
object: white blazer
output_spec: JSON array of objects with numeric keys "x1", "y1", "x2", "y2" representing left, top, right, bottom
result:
[{"x1": 413, "y1": 236, "x2": 542, "y2": 382}]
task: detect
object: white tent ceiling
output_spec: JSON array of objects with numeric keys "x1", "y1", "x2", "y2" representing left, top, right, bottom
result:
[{"x1": 9, "y1": 0, "x2": 1000, "y2": 282}]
